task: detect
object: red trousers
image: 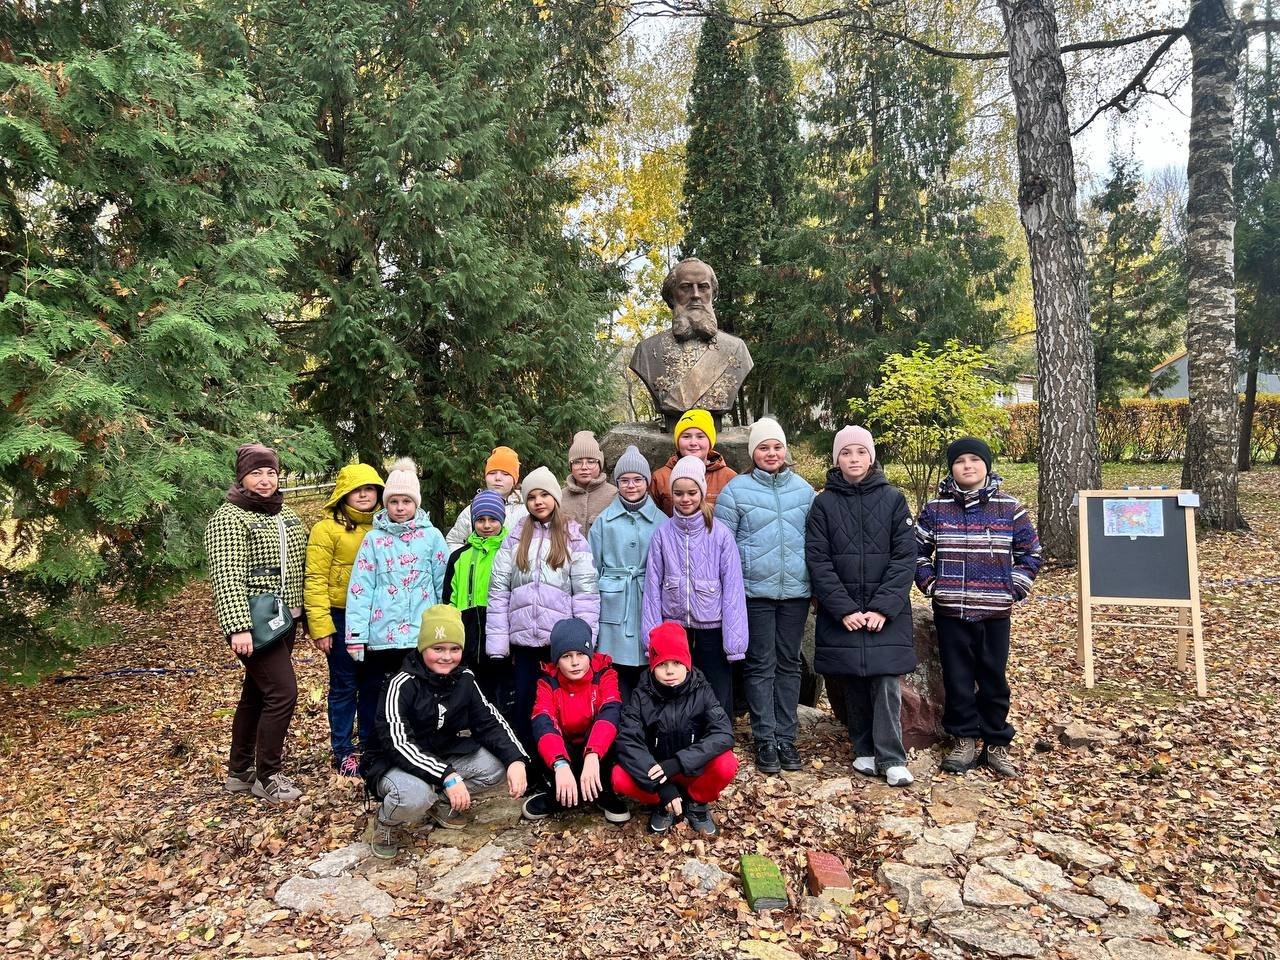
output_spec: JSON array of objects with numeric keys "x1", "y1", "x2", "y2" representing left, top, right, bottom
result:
[{"x1": 611, "y1": 750, "x2": 739, "y2": 804}]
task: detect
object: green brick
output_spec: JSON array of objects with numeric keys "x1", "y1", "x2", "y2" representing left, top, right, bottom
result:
[{"x1": 740, "y1": 854, "x2": 788, "y2": 911}]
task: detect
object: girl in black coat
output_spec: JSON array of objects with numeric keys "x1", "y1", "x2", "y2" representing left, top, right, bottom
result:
[
  {"x1": 612, "y1": 622, "x2": 739, "y2": 835},
  {"x1": 805, "y1": 426, "x2": 917, "y2": 786}
]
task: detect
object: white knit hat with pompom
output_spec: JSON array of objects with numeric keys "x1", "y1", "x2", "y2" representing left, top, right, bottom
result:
[{"x1": 383, "y1": 457, "x2": 421, "y2": 508}]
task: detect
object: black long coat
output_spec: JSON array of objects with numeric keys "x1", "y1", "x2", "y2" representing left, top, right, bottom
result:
[{"x1": 804, "y1": 467, "x2": 917, "y2": 677}]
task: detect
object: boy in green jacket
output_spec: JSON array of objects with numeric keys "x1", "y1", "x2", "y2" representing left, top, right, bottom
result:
[{"x1": 442, "y1": 490, "x2": 509, "y2": 707}]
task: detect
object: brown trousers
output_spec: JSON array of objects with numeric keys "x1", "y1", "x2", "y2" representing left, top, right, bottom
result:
[{"x1": 229, "y1": 626, "x2": 298, "y2": 782}]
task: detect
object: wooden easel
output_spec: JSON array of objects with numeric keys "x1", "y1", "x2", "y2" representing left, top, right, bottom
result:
[{"x1": 1076, "y1": 490, "x2": 1206, "y2": 696}]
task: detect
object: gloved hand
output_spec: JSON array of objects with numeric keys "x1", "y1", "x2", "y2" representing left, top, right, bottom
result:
[{"x1": 348, "y1": 643, "x2": 365, "y2": 663}]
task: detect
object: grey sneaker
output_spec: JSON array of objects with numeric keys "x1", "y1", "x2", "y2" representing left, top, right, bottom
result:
[
  {"x1": 370, "y1": 817, "x2": 398, "y2": 859},
  {"x1": 984, "y1": 745, "x2": 1019, "y2": 778},
  {"x1": 941, "y1": 737, "x2": 979, "y2": 773},
  {"x1": 431, "y1": 799, "x2": 469, "y2": 830},
  {"x1": 852, "y1": 756, "x2": 878, "y2": 777},
  {"x1": 224, "y1": 769, "x2": 255, "y2": 794},
  {"x1": 251, "y1": 772, "x2": 302, "y2": 804}
]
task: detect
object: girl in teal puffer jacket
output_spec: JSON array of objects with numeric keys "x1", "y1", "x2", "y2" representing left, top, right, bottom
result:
[{"x1": 714, "y1": 418, "x2": 815, "y2": 775}]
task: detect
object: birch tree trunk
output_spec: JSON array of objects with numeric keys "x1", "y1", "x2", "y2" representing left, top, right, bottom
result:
[
  {"x1": 998, "y1": 0, "x2": 1100, "y2": 562},
  {"x1": 1182, "y1": 0, "x2": 1246, "y2": 528}
]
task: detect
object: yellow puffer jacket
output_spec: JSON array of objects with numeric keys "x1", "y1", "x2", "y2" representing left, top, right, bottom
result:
[{"x1": 304, "y1": 463, "x2": 385, "y2": 639}]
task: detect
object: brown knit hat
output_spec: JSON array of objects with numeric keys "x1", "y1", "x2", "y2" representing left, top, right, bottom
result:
[
  {"x1": 235, "y1": 443, "x2": 279, "y2": 483},
  {"x1": 568, "y1": 430, "x2": 603, "y2": 465}
]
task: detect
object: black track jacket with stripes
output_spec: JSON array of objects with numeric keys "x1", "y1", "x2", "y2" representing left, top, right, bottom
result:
[{"x1": 364, "y1": 650, "x2": 527, "y2": 789}]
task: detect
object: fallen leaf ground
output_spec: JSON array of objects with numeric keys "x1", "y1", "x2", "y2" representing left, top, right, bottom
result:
[{"x1": 2, "y1": 465, "x2": 1278, "y2": 959}]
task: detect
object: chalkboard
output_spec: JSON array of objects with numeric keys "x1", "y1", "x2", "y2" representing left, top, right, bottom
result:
[{"x1": 1083, "y1": 494, "x2": 1191, "y2": 600}]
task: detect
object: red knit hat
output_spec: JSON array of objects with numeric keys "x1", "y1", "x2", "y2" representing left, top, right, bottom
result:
[{"x1": 648, "y1": 621, "x2": 692, "y2": 671}]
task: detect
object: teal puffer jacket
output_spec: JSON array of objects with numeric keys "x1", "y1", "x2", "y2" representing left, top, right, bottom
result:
[{"x1": 714, "y1": 467, "x2": 815, "y2": 600}]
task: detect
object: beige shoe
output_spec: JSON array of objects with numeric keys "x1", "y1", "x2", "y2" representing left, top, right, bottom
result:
[
  {"x1": 941, "y1": 737, "x2": 979, "y2": 773},
  {"x1": 369, "y1": 817, "x2": 398, "y2": 859},
  {"x1": 251, "y1": 772, "x2": 302, "y2": 804},
  {"x1": 430, "y1": 799, "x2": 469, "y2": 830},
  {"x1": 984, "y1": 745, "x2": 1019, "y2": 778}
]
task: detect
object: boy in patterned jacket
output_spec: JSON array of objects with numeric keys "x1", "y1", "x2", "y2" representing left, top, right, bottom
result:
[{"x1": 915, "y1": 437, "x2": 1042, "y2": 778}]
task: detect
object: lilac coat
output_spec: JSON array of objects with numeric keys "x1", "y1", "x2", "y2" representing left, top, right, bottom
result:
[
  {"x1": 642, "y1": 512, "x2": 748, "y2": 661},
  {"x1": 485, "y1": 515, "x2": 600, "y2": 655}
]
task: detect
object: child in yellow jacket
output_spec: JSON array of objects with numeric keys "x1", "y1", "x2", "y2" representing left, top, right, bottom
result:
[{"x1": 305, "y1": 463, "x2": 385, "y2": 776}]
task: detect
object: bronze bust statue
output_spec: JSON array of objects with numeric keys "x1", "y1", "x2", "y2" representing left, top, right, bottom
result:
[{"x1": 629, "y1": 258, "x2": 754, "y2": 431}]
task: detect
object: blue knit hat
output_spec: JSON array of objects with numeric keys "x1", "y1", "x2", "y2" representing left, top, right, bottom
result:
[
  {"x1": 549, "y1": 617, "x2": 593, "y2": 662},
  {"x1": 471, "y1": 489, "x2": 506, "y2": 525}
]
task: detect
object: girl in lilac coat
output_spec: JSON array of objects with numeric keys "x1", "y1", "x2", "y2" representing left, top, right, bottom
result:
[
  {"x1": 642, "y1": 456, "x2": 747, "y2": 716},
  {"x1": 487, "y1": 466, "x2": 600, "y2": 753}
]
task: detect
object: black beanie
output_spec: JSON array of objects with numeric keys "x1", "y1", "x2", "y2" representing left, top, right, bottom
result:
[
  {"x1": 947, "y1": 437, "x2": 993, "y2": 471},
  {"x1": 549, "y1": 617, "x2": 593, "y2": 662}
]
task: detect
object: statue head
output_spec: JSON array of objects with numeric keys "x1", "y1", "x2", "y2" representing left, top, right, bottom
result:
[{"x1": 661, "y1": 258, "x2": 719, "y2": 343}]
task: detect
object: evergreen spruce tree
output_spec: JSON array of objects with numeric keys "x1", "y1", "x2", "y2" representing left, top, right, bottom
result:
[
  {"x1": 750, "y1": 28, "x2": 802, "y2": 417},
  {"x1": 1085, "y1": 156, "x2": 1184, "y2": 403},
  {"x1": 770, "y1": 31, "x2": 1014, "y2": 427},
  {"x1": 0, "y1": 0, "x2": 332, "y2": 654},
  {"x1": 680, "y1": 0, "x2": 764, "y2": 350},
  {"x1": 219, "y1": 0, "x2": 620, "y2": 521}
]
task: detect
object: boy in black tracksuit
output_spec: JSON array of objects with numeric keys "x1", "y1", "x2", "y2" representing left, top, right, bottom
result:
[{"x1": 362, "y1": 605, "x2": 528, "y2": 858}]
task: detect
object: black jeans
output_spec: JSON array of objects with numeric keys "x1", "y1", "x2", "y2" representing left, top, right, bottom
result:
[
  {"x1": 744, "y1": 598, "x2": 809, "y2": 746},
  {"x1": 690, "y1": 627, "x2": 733, "y2": 717},
  {"x1": 613, "y1": 664, "x2": 646, "y2": 705},
  {"x1": 934, "y1": 613, "x2": 1014, "y2": 746},
  {"x1": 511, "y1": 646, "x2": 552, "y2": 758},
  {"x1": 536, "y1": 745, "x2": 619, "y2": 809}
]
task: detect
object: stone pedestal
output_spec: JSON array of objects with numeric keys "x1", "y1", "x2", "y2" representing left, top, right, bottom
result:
[
  {"x1": 824, "y1": 603, "x2": 946, "y2": 750},
  {"x1": 601, "y1": 421, "x2": 753, "y2": 475}
]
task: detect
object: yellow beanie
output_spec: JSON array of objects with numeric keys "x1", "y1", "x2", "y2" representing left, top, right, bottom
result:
[
  {"x1": 673, "y1": 409, "x2": 716, "y2": 450},
  {"x1": 418, "y1": 605, "x2": 465, "y2": 652}
]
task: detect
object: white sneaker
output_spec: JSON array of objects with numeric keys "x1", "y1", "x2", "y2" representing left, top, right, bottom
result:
[
  {"x1": 853, "y1": 756, "x2": 877, "y2": 777},
  {"x1": 885, "y1": 765, "x2": 914, "y2": 787}
]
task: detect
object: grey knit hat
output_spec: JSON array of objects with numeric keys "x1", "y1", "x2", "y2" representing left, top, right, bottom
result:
[{"x1": 612, "y1": 444, "x2": 652, "y2": 483}]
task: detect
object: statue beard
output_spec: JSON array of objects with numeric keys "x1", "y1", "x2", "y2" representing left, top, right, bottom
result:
[{"x1": 672, "y1": 303, "x2": 718, "y2": 342}]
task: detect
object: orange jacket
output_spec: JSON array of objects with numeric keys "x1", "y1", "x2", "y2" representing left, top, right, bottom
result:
[{"x1": 650, "y1": 450, "x2": 737, "y2": 516}]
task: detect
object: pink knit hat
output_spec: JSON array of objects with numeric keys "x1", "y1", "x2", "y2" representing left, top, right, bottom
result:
[
  {"x1": 668, "y1": 455, "x2": 707, "y2": 497},
  {"x1": 833, "y1": 425, "x2": 875, "y2": 465}
]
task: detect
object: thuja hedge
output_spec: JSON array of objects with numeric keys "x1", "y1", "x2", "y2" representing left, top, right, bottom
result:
[{"x1": 997, "y1": 396, "x2": 1280, "y2": 464}]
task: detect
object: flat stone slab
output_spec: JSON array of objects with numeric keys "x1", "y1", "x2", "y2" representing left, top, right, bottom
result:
[
  {"x1": 1088, "y1": 876, "x2": 1160, "y2": 918},
  {"x1": 877, "y1": 862, "x2": 962, "y2": 920},
  {"x1": 274, "y1": 876, "x2": 395, "y2": 918},
  {"x1": 682, "y1": 858, "x2": 732, "y2": 894},
  {"x1": 984, "y1": 854, "x2": 1070, "y2": 894},
  {"x1": 903, "y1": 841, "x2": 954, "y2": 867},
  {"x1": 366, "y1": 867, "x2": 416, "y2": 895},
  {"x1": 970, "y1": 835, "x2": 1020, "y2": 860},
  {"x1": 1057, "y1": 937, "x2": 1111, "y2": 960},
  {"x1": 811, "y1": 777, "x2": 854, "y2": 802},
  {"x1": 1042, "y1": 889, "x2": 1110, "y2": 919},
  {"x1": 1106, "y1": 939, "x2": 1212, "y2": 960},
  {"x1": 963, "y1": 866, "x2": 1035, "y2": 908},
  {"x1": 1100, "y1": 917, "x2": 1166, "y2": 941},
  {"x1": 879, "y1": 815, "x2": 925, "y2": 839},
  {"x1": 924, "y1": 822, "x2": 977, "y2": 854},
  {"x1": 425, "y1": 842, "x2": 506, "y2": 899},
  {"x1": 308, "y1": 842, "x2": 372, "y2": 878},
  {"x1": 1031, "y1": 831, "x2": 1115, "y2": 871},
  {"x1": 1054, "y1": 720, "x2": 1120, "y2": 749},
  {"x1": 933, "y1": 910, "x2": 1043, "y2": 958}
]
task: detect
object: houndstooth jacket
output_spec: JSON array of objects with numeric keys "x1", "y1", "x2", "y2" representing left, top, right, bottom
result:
[{"x1": 204, "y1": 502, "x2": 308, "y2": 637}]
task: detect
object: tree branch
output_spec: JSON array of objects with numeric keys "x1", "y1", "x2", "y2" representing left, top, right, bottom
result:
[
  {"x1": 1244, "y1": 17, "x2": 1280, "y2": 32},
  {"x1": 1071, "y1": 31, "x2": 1184, "y2": 136}
]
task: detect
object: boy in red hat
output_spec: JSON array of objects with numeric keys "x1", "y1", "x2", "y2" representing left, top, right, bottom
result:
[{"x1": 612, "y1": 622, "x2": 739, "y2": 835}]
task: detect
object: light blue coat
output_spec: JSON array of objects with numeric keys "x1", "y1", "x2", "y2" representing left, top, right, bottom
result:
[
  {"x1": 714, "y1": 467, "x2": 815, "y2": 600},
  {"x1": 587, "y1": 495, "x2": 665, "y2": 667}
]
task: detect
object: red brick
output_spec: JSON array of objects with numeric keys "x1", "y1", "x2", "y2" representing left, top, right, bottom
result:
[{"x1": 806, "y1": 849, "x2": 853, "y2": 895}]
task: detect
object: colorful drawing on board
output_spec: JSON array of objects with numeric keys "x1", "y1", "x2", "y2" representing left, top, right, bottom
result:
[{"x1": 1103, "y1": 498, "x2": 1164, "y2": 538}]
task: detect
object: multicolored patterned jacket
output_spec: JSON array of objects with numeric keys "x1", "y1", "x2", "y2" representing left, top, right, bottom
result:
[
  {"x1": 914, "y1": 474, "x2": 1042, "y2": 622},
  {"x1": 345, "y1": 508, "x2": 449, "y2": 650}
]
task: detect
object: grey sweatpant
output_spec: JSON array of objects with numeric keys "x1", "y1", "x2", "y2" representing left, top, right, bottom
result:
[
  {"x1": 840, "y1": 675, "x2": 907, "y2": 772},
  {"x1": 375, "y1": 748, "x2": 507, "y2": 826}
]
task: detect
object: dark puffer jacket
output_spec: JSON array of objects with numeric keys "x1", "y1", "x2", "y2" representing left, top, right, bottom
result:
[
  {"x1": 613, "y1": 667, "x2": 735, "y2": 804},
  {"x1": 805, "y1": 467, "x2": 917, "y2": 677}
]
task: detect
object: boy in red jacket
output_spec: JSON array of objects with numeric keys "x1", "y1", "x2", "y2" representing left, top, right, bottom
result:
[{"x1": 521, "y1": 617, "x2": 630, "y2": 824}]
